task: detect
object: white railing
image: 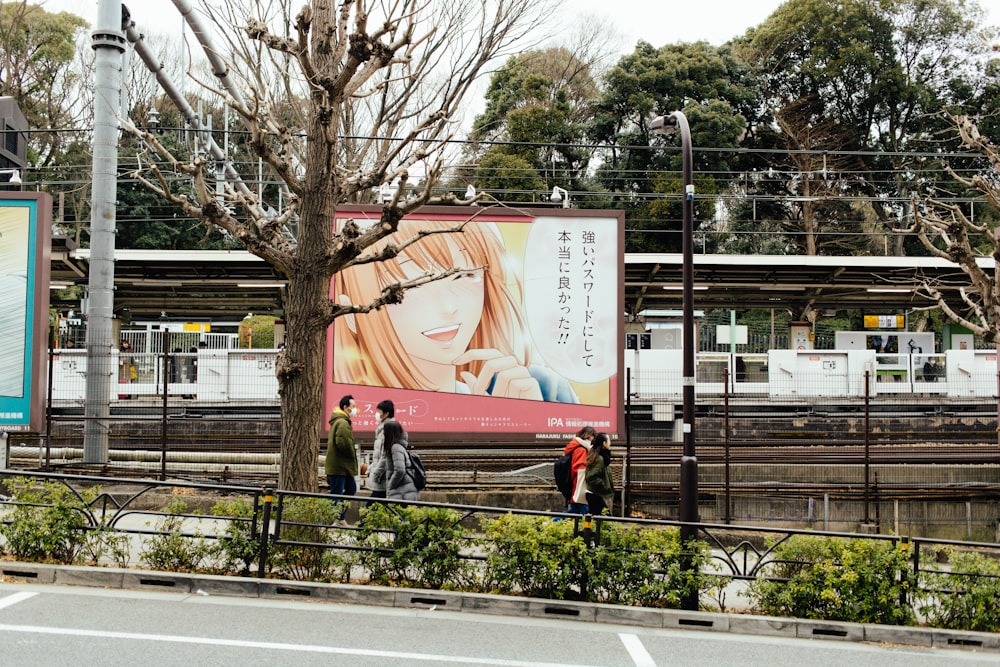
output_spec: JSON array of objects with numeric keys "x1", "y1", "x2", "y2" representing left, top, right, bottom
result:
[
  {"x1": 49, "y1": 348, "x2": 998, "y2": 404},
  {"x1": 51, "y1": 349, "x2": 279, "y2": 403}
]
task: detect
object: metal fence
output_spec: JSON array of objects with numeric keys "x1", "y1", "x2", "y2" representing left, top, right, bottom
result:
[
  {"x1": 623, "y1": 362, "x2": 1000, "y2": 539},
  {"x1": 8, "y1": 347, "x2": 1000, "y2": 537},
  {"x1": 1, "y1": 469, "x2": 999, "y2": 628}
]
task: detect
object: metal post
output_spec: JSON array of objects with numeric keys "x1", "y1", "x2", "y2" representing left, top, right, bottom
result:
[
  {"x1": 650, "y1": 110, "x2": 698, "y2": 611},
  {"x1": 729, "y1": 310, "x2": 736, "y2": 391},
  {"x1": 45, "y1": 329, "x2": 55, "y2": 469},
  {"x1": 724, "y1": 367, "x2": 731, "y2": 524},
  {"x1": 864, "y1": 369, "x2": 871, "y2": 524},
  {"x1": 257, "y1": 487, "x2": 274, "y2": 578},
  {"x1": 160, "y1": 331, "x2": 170, "y2": 481},
  {"x1": 578, "y1": 514, "x2": 594, "y2": 600},
  {"x1": 624, "y1": 376, "x2": 632, "y2": 517},
  {"x1": 83, "y1": 0, "x2": 125, "y2": 463}
]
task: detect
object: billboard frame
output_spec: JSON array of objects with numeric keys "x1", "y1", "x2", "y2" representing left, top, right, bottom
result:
[
  {"x1": 324, "y1": 204, "x2": 625, "y2": 441},
  {"x1": 0, "y1": 192, "x2": 52, "y2": 433}
]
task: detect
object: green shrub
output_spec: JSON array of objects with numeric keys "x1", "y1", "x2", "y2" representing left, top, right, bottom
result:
[
  {"x1": 0, "y1": 478, "x2": 96, "y2": 564},
  {"x1": 920, "y1": 550, "x2": 1000, "y2": 633},
  {"x1": 139, "y1": 499, "x2": 213, "y2": 572},
  {"x1": 748, "y1": 535, "x2": 916, "y2": 626},
  {"x1": 267, "y1": 496, "x2": 349, "y2": 582},
  {"x1": 480, "y1": 514, "x2": 588, "y2": 600},
  {"x1": 355, "y1": 503, "x2": 473, "y2": 589},
  {"x1": 210, "y1": 497, "x2": 260, "y2": 576},
  {"x1": 79, "y1": 528, "x2": 132, "y2": 568},
  {"x1": 587, "y1": 521, "x2": 709, "y2": 608}
]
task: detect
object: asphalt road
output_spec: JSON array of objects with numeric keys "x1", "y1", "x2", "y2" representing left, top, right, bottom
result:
[{"x1": 1, "y1": 584, "x2": 999, "y2": 666}]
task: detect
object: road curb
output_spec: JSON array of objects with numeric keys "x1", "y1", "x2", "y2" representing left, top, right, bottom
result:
[{"x1": 1, "y1": 561, "x2": 997, "y2": 653}]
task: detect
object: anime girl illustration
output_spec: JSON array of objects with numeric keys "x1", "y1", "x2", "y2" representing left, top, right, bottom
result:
[{"x1": 333, "y1": 218, "x2": 579, "y2": 403}]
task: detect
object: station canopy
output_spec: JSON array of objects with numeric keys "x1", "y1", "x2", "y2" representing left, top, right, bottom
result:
[
  {"x1": 625, "y1": 253, "x2": 992, "y2": 316},
  {"x1": 49, "y1": 238, "x2": 991, "y2": 322}
]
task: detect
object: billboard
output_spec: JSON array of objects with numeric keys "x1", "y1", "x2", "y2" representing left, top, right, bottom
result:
[
  {"x1": 325, "y1": 205, "x2": 624, "y2": 439},
  {"x1": 0, "y1": 193, "x2": 51, "y2": 432}
]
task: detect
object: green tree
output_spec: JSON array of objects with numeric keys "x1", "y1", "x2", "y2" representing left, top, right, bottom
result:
[
  {"x1": 733, "y1": 0, "x2": 997, "y2": 255},
  {"x1": 473, "y1": 151, "x2": 547, "y2": 203},
  {"x1": 589, "y1": 41, "x2": 757, "y2": 252},
  {"x1": 115, "y1": 99, "x2": 241, "y2": 250},
  {"x1": 468, "y1": 47, "x2": 600, "y2": 200},
  {"x1": 0, "y1": 3, "x2": 88, "y2": 166}
]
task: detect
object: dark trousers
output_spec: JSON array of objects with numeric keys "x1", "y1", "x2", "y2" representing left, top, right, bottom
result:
[
  {"x1": 365, "y1": 489, "x2": 387, "y2": 508},
  {"x1": 586, "y1": 492, "x2": 609, "y2": 516},
  {"x1": 327, "y1": 475, "x2": 357, "y2": 520}
]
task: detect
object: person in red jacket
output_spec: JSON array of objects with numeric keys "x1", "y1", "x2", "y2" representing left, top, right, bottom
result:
[{"x1": 564, "y1": 425, "x2": 596, "y2": 514}]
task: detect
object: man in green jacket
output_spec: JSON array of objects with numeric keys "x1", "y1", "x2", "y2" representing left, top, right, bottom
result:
[{"x1": 326, "y1": 395, "x2": 359, "y2": 522}]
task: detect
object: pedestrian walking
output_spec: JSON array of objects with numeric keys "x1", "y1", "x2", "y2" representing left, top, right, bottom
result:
[
  {"x1": 564, "y1": 425, "x2": 595, "y2": 514},
  {"x1": 326, "y1": 394, "x2": 359, "y2": 522},
  {"x1": 585, "y1": 433, "x2": 614, "y2": 516},
  {"x1": 383, "y1": 420, "x2": 419, "y2": 502},
  {"x1": 367, "y1": 399, "x2": 399, "y2": 500}
]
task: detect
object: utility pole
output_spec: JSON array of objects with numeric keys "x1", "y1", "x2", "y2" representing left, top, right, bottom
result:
[{"x1": 82, "y1": 0, "x2": 125, "y2": 463}]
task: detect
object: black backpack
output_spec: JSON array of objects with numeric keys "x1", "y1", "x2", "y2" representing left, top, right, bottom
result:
[
  {"x1": 553, "y1": 446, "x2": 580, "y2": 500},
  {"x1": 407, "y1": 450, "x2": 427, "y2": 491}
]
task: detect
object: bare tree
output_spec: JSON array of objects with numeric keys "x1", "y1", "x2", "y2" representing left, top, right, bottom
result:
[
  {"x1": 125, "y1": 0, "x2": 552, "y2": 491},
  {"x1": 907, "y1": 112, "x2": 1000, "y2": 348},
  {"x1": 905, "y1": 110, "x2": 1000, "y2": 444}
]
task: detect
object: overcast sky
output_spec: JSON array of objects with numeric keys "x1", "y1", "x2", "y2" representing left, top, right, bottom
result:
[
  {"x1": 39, "y1": 0, "x2": 1000, "y2": 130},
  {"x1": 47, "y1": 0, "x2": 999, "y2": 52}
]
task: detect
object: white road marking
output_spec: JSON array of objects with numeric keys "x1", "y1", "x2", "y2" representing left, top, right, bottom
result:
[
  {"x1": 620, "y1": 632, "x2": 656, "y2": 667},
  {"x1": 0, "y1": 623, "x2": 601, "y2": 667},
  {"x1": 0, "y1": 592, "x2": 37, "y2": 611}
]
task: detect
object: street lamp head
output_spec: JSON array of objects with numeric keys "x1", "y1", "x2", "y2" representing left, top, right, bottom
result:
[
  {"x1": 0, "y1": 168, "x2": 22, "y2": 185},
  {"x1": 649, "y1": 113, "x2": 679, "y2": 136},
  {"x1": 377, "y1": 182, "x2": 396, "y2": 204},
  {"x1": 550, "y1": 185, "x2": 570, "y2": 208}
]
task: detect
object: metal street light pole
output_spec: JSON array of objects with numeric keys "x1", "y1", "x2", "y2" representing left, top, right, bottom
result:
[{"x1": 650, "y1": 111, "x2": 699, "y2": 610}]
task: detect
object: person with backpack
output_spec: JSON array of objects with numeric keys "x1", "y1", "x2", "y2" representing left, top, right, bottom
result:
[
  {"x1": 366, "y1": 399, "x2": 397, "y2": 500},
  {"x1": 383, "y1": 419, "x2": 420, "y2": 502},
  {"x1": 585, "y1": 433, "x2": 614, "y2": 516},
  {"x1": 563, "y1": 425, "x2": 595, "y2": 514}
]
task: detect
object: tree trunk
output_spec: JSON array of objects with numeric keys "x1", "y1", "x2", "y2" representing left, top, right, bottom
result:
[
  {"x1": 277, "y1": 265, "x2": 328, "y2": 491},
  {"x1": 276, "y1": 153, "x2": 335, "y2": 491},
  {"x1": 276, "y1": 0, "x2": 339, "y2": 493}
]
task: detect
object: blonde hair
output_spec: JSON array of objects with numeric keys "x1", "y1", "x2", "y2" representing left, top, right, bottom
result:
[{"x1": 333, "y1": 219, "x2": 531, "y2": 391}]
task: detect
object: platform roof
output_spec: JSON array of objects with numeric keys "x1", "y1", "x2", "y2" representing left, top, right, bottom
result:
[
  {"x1": 59, "y1": 247, "x2": 285, "y2": 322},
  {"x1": 51, "y1": 243, "x2": 991, "y2": 323},
  {"x1": 624, "y1": 253, "x2": 993, "y2": 316}
]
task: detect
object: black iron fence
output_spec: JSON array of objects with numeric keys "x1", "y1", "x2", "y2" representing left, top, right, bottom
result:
[{"x1": 2, "y1": 470, "x2": 1000, "y2": 634}]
